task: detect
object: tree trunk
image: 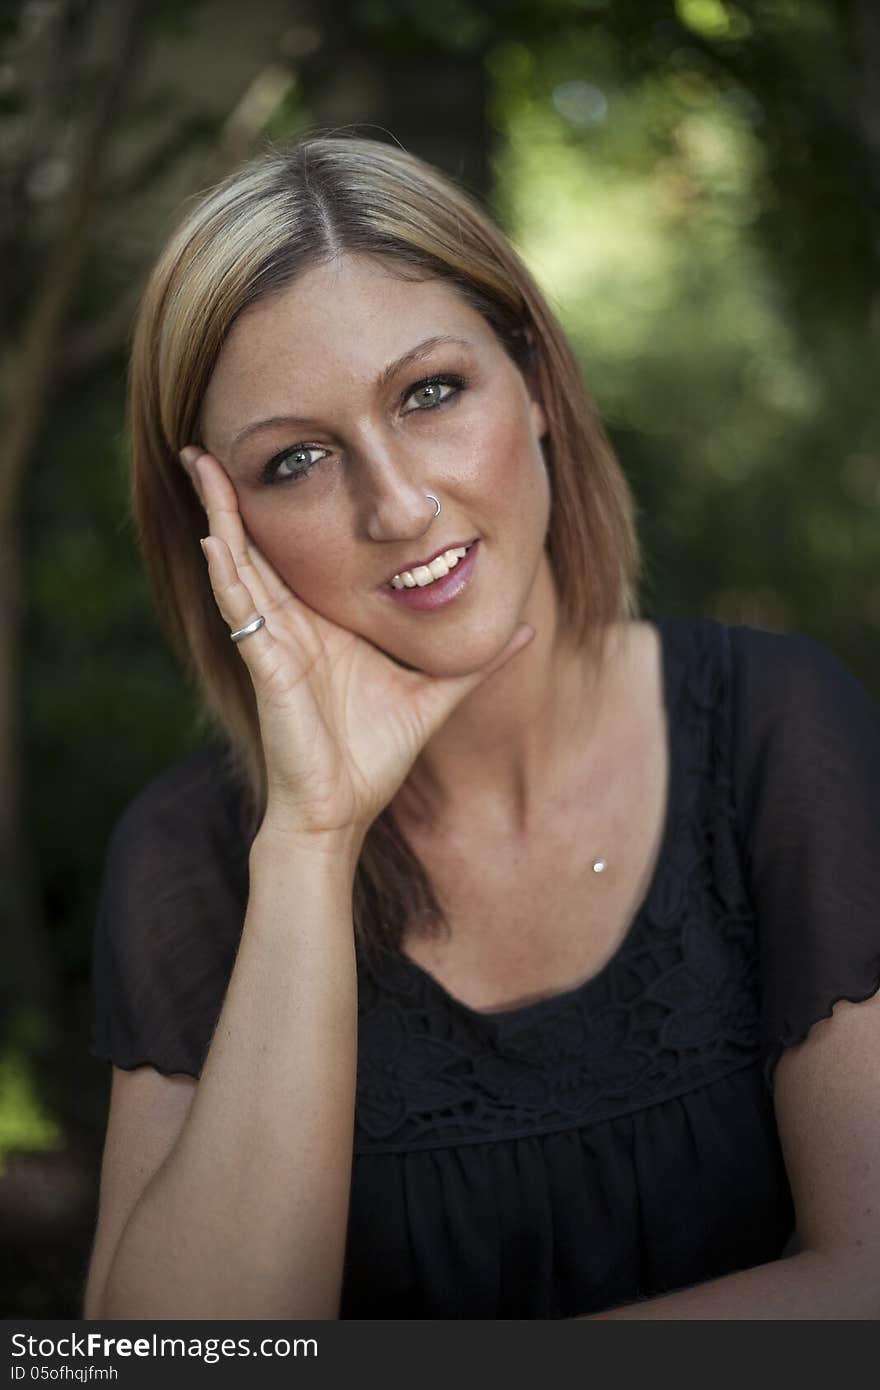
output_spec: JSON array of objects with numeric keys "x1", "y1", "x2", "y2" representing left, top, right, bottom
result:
[{"x1": 0, "y1": 0, "x2": 147, "y2": 1042}]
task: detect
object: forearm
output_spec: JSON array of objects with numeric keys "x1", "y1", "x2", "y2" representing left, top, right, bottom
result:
[
  {"x1": 577, "y1": 1247, "x2": 880, "y2": 1320},
  {"x1": 98, "y1": 829, "x2": 361, "y2": 1321}
]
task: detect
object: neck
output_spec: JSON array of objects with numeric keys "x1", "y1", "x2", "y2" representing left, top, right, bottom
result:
[{"x1": 393, "y1": 560, "x2": 626, "y2": 840}]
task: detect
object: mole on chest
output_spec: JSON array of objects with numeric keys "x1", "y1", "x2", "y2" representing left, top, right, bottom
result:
[
  {"x1": 398, "y1": 622, "x2": 670, "y2": 1011},
  {"x1": 401, "y1": 838, "x2": 652, "y2": 1013}
]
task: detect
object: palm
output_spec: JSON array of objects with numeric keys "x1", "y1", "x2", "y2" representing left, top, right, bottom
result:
[
  {"x1": 252, "y1": 587, "x2": 470, "y2": 833},
  {"x1": 188, "y1": 448, "x2": 532, "y2": 837}
]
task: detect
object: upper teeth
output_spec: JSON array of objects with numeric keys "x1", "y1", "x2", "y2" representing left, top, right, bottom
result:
[{"x1": 390, "y1": 545, "x2": 470, "y2": 588}]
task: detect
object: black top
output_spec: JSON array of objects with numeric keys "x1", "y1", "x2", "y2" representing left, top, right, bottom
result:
[{"x1": 90, "y1": 615, "x2": 880, "y2": 1318}]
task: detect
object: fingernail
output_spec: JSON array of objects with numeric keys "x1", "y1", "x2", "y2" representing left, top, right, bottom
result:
[
  {"x1": 200, "y1": 537, "x2": 210, "y2": 560},
  {"x1": 179, "y1": 446, "x2": 199, "y2": 467}
]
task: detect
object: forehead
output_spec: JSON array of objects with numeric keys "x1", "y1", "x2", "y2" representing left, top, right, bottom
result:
[
  {"x1": 238, "y1": 253, "x2": 487, "y2": 341},
  {"x1": 203, "y1": 254, "x2": 495, "y2": 422}
]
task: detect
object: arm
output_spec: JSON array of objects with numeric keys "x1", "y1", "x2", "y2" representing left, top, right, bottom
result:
[
  {"x1": 89, "y1": 445, "x2": 533, "y2": 1322},
  {"x1": 95, "y1": 824, "x2": 361, "y2": 1321},
  {"x1": 576, "y1": 989, "x2": 880, "y2": 1319}
]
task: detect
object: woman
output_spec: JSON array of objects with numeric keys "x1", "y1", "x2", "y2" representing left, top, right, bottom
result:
[{"x1": 84, "y1": 135, "x2": 880, "y2": 1320}]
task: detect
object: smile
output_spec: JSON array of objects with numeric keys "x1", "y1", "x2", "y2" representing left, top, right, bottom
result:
[
  {"x1": 389, "y1": 543, "x2": 475, "y2": 588},
  {"x1": 382, "y1": 540, "x2": 480, "y2": 612}
]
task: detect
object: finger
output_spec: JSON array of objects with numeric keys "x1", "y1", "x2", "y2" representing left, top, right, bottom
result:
[
  {"x1": 408, "y1": 623, "x2": 538, "y2": 725},
  {"x1": 183, "y1": 446, "x2": 310, "y2": 634},
  {"x1": 183, "y1": 448, "x2": 250, "y2": 570},
  {"x1": 469, "y1": 623, "x2": 537, "y2": 683},
  {"x1": 477, "y1": 624, "x2": 537, "y2": 689},
  {"x1": 201, "y1": 535, "x2": 278, "y2": 668},
  {"x1": 179, "y1": 445, "x2": 207, "y2": 509},
  {"x1": 245, "y1": 538, "x2": 296, "y2": 611},
  {"x1": 182, "y1": 446, "x2": 275, "y2": 614}
]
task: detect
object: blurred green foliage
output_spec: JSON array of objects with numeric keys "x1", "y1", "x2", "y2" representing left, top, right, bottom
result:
[
  {"x1": 0, "y1": 1048, "x2": 63, "y2": 1175},
  {"x1": 489, "y1": 17, "x2": 880, "y2": 645}
]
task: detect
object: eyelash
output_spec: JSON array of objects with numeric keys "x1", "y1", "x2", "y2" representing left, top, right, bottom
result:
[{"x1": 259, "y1": 372, "x2": 467, "y2": 486}]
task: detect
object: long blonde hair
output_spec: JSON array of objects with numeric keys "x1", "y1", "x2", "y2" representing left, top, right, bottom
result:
[{"x1": 129, "y1": 134, "x2": 641, "y2": 958}]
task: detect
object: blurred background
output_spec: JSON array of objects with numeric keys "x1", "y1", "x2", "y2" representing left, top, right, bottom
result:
[{"x1": 1, "y1": 0, "x2": 878, "y2": 1317}]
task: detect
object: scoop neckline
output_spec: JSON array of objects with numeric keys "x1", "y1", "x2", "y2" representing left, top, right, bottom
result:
[{"x1": 393, "y1": 614, "x2": 683, "y2": 1026}]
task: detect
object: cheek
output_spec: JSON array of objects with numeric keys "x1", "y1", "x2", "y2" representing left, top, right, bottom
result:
[
  {"x1": 470, "y1": 400, "x2": 550, "y2": 519},
  {"x1": 454, "y1": 397, "x2": 545, "y2": 490},
  {"x1": 238, "y1": 496, "x2": 349, "y2": 604}
]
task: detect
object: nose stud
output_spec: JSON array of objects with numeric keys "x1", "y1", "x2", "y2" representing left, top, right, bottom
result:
[{"x1": 426, "y1": 493, "x2": 441, "y2": 518}]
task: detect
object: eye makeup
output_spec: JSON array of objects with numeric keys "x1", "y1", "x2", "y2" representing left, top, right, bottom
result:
[
  {"x1": 257, "y1": 370, "x2": 469, "y2": 487},
  {"x1": 257, "y1": 444, "x2": 325, "y2": 487},
  {"x1": 400, "y1": 372, "x2": 466, "y2": 414}
]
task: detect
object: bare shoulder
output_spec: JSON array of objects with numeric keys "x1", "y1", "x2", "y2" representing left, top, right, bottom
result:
[{"x1": 83, "y1": 1065, "x2": 197, "y2": 1318}]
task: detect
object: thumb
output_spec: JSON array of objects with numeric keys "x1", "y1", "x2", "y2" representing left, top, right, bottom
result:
[
  {"x1": 403, "y1": 624, "x2": 537, "y2": 737},
  {"x1": 466, "y1": 623, "x2": 537, "y2": 687},
  {"x1": 429, "y1": 623, "x2": 537, "y2": 708}
]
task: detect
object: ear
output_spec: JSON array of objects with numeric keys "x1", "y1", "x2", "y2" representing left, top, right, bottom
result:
[
  {"x1": 529, "y1": 396, "x2": 549, "y2": 442},
  {"x1": 521, "y1": 329, "x2": 549, "y2": 441}
]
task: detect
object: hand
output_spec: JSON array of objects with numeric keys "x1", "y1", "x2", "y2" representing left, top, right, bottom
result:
[{"x1": 181, "y1": 447, "x2": 535, "y2": 846}]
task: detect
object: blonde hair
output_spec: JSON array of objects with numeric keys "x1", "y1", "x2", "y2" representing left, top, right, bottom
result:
[{"x1": 129, "y1": 134, "x2": 641, "y2": 958}]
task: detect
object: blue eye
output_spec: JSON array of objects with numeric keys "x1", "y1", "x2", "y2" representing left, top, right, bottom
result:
[
  {"x1": 402, "y1": 374, "x2": 465, "y2": 412},
  {"x1": 259, "y1": 373, "x2": 465, "y2": 486},
  {"x1": 262, "y1": 445, "x2": 329, "y2": 486}
]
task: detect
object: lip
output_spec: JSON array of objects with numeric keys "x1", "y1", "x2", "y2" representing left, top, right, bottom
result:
[
  {"x1": 379, "y1": 538, "x2": 478, "y2": 589},
  {"x1": 380, "y1": 539, "x2": 480, "y2": 612}
]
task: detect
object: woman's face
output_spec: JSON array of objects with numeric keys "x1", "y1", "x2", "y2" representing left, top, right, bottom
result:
[{"x1": 199, "y1": 252, "x2": 552, "y2": 677}]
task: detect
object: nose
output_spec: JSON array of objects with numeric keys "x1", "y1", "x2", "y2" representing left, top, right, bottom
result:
[{"x1": 357, "y1": 438, "x2": 439, "y2": 544}]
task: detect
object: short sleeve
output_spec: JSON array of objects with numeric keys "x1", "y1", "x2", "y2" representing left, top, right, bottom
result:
[
  {"x1": 89, "y1": 744, "x2": 252, "y2": 1079},
  {"x1": 729, "y1": 624, "x2": 880, "y2": 1090}
]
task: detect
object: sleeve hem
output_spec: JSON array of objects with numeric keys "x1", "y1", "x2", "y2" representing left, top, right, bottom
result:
[
  {"x1": 89, "y1": 1044, "x2": 201, "y2": 1081},
  {"x1": 762, "y1": 965, "x2": 880, "y2": 1093}
]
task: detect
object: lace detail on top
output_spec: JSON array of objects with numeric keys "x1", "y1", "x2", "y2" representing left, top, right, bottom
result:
[{"x1": 353, "y1": 616, "x2": 762, "y2": 1154}]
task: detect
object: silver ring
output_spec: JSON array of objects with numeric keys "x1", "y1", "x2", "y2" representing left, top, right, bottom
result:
[
  {"x1": 230, "y1": 615, "x2": 265, "y2": 643},
  {"x1": 426, "y1": 493, "x2": 441, "y2": 517}
]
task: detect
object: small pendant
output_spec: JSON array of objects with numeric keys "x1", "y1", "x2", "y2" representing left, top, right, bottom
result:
[{"x1": 592, "y1": 858, "x2": 607, "y2": 874}]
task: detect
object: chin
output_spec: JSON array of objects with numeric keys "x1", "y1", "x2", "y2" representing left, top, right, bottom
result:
[{"x1": 376, "y1": 618, "x2": 523, "y2": 681}]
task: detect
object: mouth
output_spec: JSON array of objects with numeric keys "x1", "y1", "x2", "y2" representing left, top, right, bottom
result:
[
  {"x1": 380, "y1": 538, "x2": 479, "y2": 590},
  {"x1": 380, "y1": 538, "x2": 481, "y2": 611}
]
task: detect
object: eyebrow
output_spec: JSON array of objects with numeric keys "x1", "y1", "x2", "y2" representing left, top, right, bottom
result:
[{"x1": 229, "y1": 334, "x2": 473, "y2": 451}]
